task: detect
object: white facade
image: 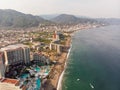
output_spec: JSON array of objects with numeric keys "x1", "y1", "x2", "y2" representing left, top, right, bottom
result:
[
  {"x1": 50, "y1": 43, "x2": 61, "y2": 54},
  {"x1": 0, "y1": 53, "x2": 5, "y2": 78},
  {"x1": 33, "y1": 53, "x2": 50, "y2": 65},
  {"x1": 0, "y1": 44, "x2": 30, "y2": 66}
]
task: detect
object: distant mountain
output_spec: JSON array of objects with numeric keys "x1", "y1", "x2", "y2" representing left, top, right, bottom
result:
[
  {"x1": 75, "y1": 15, "x2": 90, "y2": 18},
  {"x1": 96, "y1": 18, "x2": 120, "y2": 25},
  {"x1": 40, "y1": 14, "x2": 59, "y2": 20},
  {"x1": 0, "y1": 9, "x2": 112, "y2": 29},
  {"x1": 40, "y1": 14, "x2": 90, "y2": 20},
  {"x1": 51, "y1": 14, "x2": 99, "y2": 25},
  {"x1": 0, "y1": 9, "x2": 51, "y2": 28}
]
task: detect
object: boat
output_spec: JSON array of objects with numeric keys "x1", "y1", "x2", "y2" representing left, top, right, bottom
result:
[
  {"x1": 77, "y1": 78, "x2": 80, "y2": 81},
  {"x1": 90, "y1": 83, "x2": 94, "y2": 89}
]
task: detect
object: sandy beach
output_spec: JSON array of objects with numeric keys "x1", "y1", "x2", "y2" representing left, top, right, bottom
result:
[{"x1": 42, "y1": 37, "x2": 71, "y2": 90}]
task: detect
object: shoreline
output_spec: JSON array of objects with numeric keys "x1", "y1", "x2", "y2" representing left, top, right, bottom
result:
[
  {"x1": 43, "y1": 26, "x2": 106, "y2": 90},
  {"x1": 56, "y1": 26, "x2": 106, "y2": 90},
  {"x1": 43, "y1": 36, "x2": 72, "y2": 90},
  {"x1": 57, "y1": 40, "x2": 72, "y2": 90}
]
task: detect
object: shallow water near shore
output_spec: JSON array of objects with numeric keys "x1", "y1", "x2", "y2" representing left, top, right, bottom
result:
[{"x1": 62, "y1": 25, "x2": 120, "y2": 90}]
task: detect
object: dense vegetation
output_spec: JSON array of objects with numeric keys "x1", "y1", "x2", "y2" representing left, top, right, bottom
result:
[
  {"x1": 34, "y1": 38, "x2": 51, "y2": 44},
  {"x1": 0, "y1": 9, "x2": 51, "y2": 28},
  {"x1": 51, "y1": 14, "x2": 100, "y2": 25}
]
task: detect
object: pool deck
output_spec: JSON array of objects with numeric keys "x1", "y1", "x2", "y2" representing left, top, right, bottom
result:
[{"x1": 19, "y1": 65, "x2": 50, "y2": 90}]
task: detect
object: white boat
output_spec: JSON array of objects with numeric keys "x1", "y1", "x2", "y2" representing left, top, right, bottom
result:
[
  {"x1": 90, "y1": 83, "x2": 94, "y2": 89},
  {"x1": 77, "y1": 78, "x2": 80, "y2": 81}
]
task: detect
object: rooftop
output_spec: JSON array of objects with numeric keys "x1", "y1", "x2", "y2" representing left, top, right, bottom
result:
[
  {"x1": 0, "y1": 44, "x2": 29, "y2": 52},
  {"x1": 1, "y1": 78, "x2": 19, "y2": 85},
  {"x1": 0, "y1": 78, "x2": 22, "y2": 90}
]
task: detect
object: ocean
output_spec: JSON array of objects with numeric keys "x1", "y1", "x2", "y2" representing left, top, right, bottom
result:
[{"x1": 62, "y1": 25, "x2": 120, "y2": 90}]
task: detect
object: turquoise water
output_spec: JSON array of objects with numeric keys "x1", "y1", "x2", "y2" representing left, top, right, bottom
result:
[
  {"x1": 20, "y1": 66, "x2": 41, "y2": 90},
  {"x1": 20, "y1": 74, "x2": 29, "y2": 78},
  {"x1": 35, "y1": 67, "x2": 41, "y2": 90},
  {"x1": 62, "y1": 25, "x2": 120, "y2": 90},
  {"x1": 35, "y1": 79, "x2": 41, "y2": 90},
  {"x1": 35, "y1": 67, "x2": 41, "y2": 72}
]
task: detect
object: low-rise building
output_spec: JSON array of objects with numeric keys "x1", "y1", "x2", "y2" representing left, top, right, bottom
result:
[
  {"x1": 33, "y1": 53, "x2": 50, "y2": 65},
  {"x1": 0, "y1": 78, "x2": 26, "y2": 90}
]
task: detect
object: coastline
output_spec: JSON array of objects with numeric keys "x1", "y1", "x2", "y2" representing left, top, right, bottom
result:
[
  {"x1": 56, "y1": 26, "x2": 106, "y2": 90},
  {"x1": 43, "y1": 36, "x2": 72, "y2": 90},
  {"x1": 44, "y1": 27, "x2": 102, "y2": 90},
  {"x1": 57, "y1": 40, "x2": 72, "y2": 90}
]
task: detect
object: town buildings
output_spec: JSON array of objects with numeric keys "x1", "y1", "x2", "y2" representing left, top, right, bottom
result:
[{"x1": 49, "y1": 31, "x2": 62, "y2": 54}]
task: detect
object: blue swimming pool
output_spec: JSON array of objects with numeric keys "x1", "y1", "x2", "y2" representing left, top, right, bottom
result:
[
  {"x1": 35, "y1": 79, "x2": 41, "y2": 90},
  {"x1": 35, "y1": 66, "x2": 41, "y2": 72},
  {"x1": 20, "y1": 73, "x2": 29, "y2": 78},
  {"x1": 19, "y1": 66, "x2": 41, "y2": 90}
]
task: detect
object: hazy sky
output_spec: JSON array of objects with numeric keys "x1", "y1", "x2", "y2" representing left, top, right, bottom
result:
[{"x1": 0, "y1": 0, "x2": 120, "y2": 18}]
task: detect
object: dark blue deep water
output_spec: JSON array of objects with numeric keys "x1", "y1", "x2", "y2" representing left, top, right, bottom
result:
[{"x1": 62, "y1": 25, "x2": 120, "y2": 90}]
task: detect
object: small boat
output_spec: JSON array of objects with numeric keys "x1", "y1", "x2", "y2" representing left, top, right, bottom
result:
[
  {"x1": 90, "y1": 83, "x2": 94, "y2": 89},
  {"x1": 77, "y1": 78, "x2": 80, "y2": 81}
]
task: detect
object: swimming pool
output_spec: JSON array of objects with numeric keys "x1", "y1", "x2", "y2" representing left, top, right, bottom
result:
[
  {"x1": 20, "y1": 73, "x2": 29, "y2": 78},
  {"x1": 35, "y1": 66, "x2": 41, "y2": 72},
  {"x1": 19, "y1": 66, "x2": 42, "y2": 90},
  {"x1": 35, "y1": 79, "x2": 41, "y2": 90}
]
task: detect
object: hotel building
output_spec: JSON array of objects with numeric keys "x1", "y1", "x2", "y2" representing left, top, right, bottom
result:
[
  {"x1": 0, "y1": 44, "x2": 30, "y2": 75},
  {"x1": 53, "y1": 31, "x2": 60, "y2": 41},
  {"x1": 49, "y1": 43, "x2": 61, "y2": 54},
  {"x1": 33, "y1": 53, "x2": 50, "y2": 65},
  {"x1": 0, "y1": 53, "x2": 5, "y2": 78}
]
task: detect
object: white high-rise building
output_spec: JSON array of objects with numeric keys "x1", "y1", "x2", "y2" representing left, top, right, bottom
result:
[
  {"x1": 0, "y1": 44, "x2": 30, "y2": 72},
  {"x1": 0, "y1": 52, "x2": 5, "y2": 78}
]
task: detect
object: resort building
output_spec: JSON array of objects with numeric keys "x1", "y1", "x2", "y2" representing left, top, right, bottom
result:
[
  {"x1": 0, "y1": 44, "x2": 30, "y2": 73},
  {"x1": 50, "y1": 43, "x2": 61, "y2": 54},
  {"x1": 33, "y1": 53, "x2": 50, "y2": 65},
  {"x1": 0, "y1": 44, "x2": 30, "y2": 65},
  {"x1": 50, "y1": 31, "x2": 65, "y2": 54}
]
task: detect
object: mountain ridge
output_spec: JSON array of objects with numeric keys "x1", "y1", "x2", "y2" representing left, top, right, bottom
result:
[
  {"x1": 51, "y1": 14, "x2": 100, "y2": 25},
  {"x1": 0, "y1": 9, "x2": 52, "y2": 28},
  {"x1": 1, "y1": 9, "x2": 119, "y2": 29}
]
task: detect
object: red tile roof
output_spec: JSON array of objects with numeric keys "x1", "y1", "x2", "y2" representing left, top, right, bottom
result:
[{"x1": 1, "y1": 78, "x2": 19, "y2": 85}]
